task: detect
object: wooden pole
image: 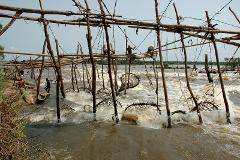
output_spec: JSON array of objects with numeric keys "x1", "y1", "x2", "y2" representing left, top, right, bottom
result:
[
  {"x1": 229, "y1": 7, "x2": 240, "y2": 24},
  {"x1": 0, "y1": 11, "x2": 22, "y2": 36},
  {"x1": 80, "y1": 47, "x2": 86, "y2": 90},
  {"x1": 84, "y1": 0, "x2": 97, "y2": 116},
  {"x1": 113, "y1": 50, "x2": 119, "y2": 96},
  {"x1": 173, "y1": 3, "x2": 203, "y2": 124},
  {"x1": 205, "y1": 54, "x2": 213, "y2": 83},
  {"x1": 55, "y1": 39, "x2": 66, "y2": 98},
  {"x1": 154, "y1": 0, "x2": 171, "y2": 127},
  {"x1": 74, "y1": 64, "x2": 79, "y2": 92},
  {"x1": 85, "y1": 61, "x2": 92, "y2": 90},
  {"x1": 39, "y1": 0, "x2": 61, "y2": 122},
  {"x1": 98, "y1": 0, "x2": 119, "y2": 123},
  {"x1": 124, "y1": 32, "x2": 128, "y2": 95},
  {"x1": 206, "y1": 11, "x2": 231, "y2": 124},
  {"x1": 56, "y1": 74, "x2": 60, "y2": 123},
  {"x1": 71, "y1": 61, "x2": 75, "y2": 91},
  {"x1": 36, "y1": 40, "x2": 46, "y2": 99}
]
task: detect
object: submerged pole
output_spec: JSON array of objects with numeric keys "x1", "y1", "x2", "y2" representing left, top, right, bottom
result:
[
  {"x1": 154, "y1": 0, "x2": 171, "y2": 127},
  {"x1": 56, "y1": 74, "x2": 61, "y2": 123},
  {"x1": 173, "y1": 3, "x2": 203, "y2": 124},
  {"x1": 55, "y1": 39, "x2": 66, "y2": 98},
  {"x1": 36, "y1": 40, "x2": 46, "y2": 99},
  {"x1": 84, "y1": 0, "x2": 97, "y2": 116},
  {"x1": 206, "y1": 11, "x2": 231, "y2": 124},
  {"x1": 39, "y1": 0, "x2": 61, "y2": 122},
  {"x1": 74, "y1": 64, "x2": 80, "y2": 92},
  {"x1": 80, "y1": 47, "x2": 86, "y2": 90},
  {"x1": 124, "y1": 32, "x2": 128, "y2": 95},
  {"x1": 98, "y1": 0, "x2": 119, "y2": 123},
  {"x1": 205, "y1": 54, "x2": 213, "y2": 83},
  {"x1": 71, "y1": 61, "x2": 75, "y2": 91}
]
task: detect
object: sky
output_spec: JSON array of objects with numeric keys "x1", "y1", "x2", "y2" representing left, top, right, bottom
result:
[{"x1": 0, "y1": 0, "x2": 240, "y2": 61}]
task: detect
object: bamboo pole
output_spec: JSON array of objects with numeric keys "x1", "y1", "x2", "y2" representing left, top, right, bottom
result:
[
  {"x1": 1, "y1": 7, "x2": 240, "y2": 35},
  {"x1": 98, "y1": 0, "x2": 119, "y2": 123},
  {"x1": 206, "y1": 11, "x2": 231, "y2": 124},
  {"x1": 173, "y1": 3, "x2": 203, "y2": 124},
  {"x1": 0, "y1": 11, "x2": 22, "y2": 36},
  {"x1": 154, "y1": 0, "x2": 171, "y2": 127},
  {"x1": 0, "y1": 13, "x2": 102, "y2": 27},
  {"x1": 0, "y1": 4, "x2": 100, "y2": 16}
]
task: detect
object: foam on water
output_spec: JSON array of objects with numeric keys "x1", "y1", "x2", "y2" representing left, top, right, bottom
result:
[{"x1": 23, "y1": 67, "x2": 240, "y2": 158}]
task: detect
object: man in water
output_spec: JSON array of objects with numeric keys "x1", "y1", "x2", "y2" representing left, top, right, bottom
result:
[{"x1": 44, "y1": 78, "x2": 50, "y2": 93}]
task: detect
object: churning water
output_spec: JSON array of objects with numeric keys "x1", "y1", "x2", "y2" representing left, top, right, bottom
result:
[{"x1": 23, "y1": 65, "x2": 240, "y2": 159}]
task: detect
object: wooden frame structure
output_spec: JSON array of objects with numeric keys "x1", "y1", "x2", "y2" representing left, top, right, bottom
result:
[{"x1": 1, "y1": 0, "x2": 239, "y2": 127}]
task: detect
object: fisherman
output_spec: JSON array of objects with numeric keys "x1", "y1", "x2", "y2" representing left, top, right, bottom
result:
[
  {"x1": 147, "y1": 46, "x2": 155, "y2": 58},
  {"x1": 18, "y1": 78, "x2": 25, "y2": 88},
  {"x1": 44, "y1": 78, "x2": 51, "y2": 93},
  {"x1": 127, "y1": 45, "x2": 133, "y2": 55},
  {"x1": 19, "y1": 69, "x2": 24, "y2": 79},
  {"x1": 103, "y1": 44, "x2": 107, "y2": 55}
]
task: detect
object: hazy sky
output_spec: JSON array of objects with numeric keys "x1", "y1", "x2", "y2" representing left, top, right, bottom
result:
[{"x1": 0, "y1": 0, "x2": 239, "y2": 61}]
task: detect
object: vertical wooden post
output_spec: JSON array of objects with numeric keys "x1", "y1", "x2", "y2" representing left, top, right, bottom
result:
[
  {"x1": 154, "y1": 0, "x2": 171, "y2": 127},
  {"x1": 29, "y1": 57, "x2": 37, "y2": 83},
  {"x1": 74, "y1": 64, "x2": 80, "y2": 92},
  {"x1": 127, "y1": 45, "x2": 132, "y2": 86},
  {"x1": 173, "y1": 3, "x2": 203, "y2": 124},
  {"x1": 71, "y1": 61, "x2": 75, "y2": 91},
  {"x1": 101, "y1": 57, "x2": 105, "y2": 89},
  {"x1": 39, "y1": 0, "x2": 61, "y2": 122},
  {"x1": 84, "y1": 0, "x2": 97, "y2": 116},
  {"x1": 80, "y1": 47, "x2": 86, "y2": 89},
  {"x1": 98, "y1": 0, "x2": 119, "y2": 123},
  {"x1": 85, "y1": 61, "x2": 92, "y2": 90},
  {"x1": 36, "y1": 39, "x2": 46, "y2": 99},
  {"x1": 55, "y1": 39, "x2": 66, "y2": 98},
  {"x1": 206, "y1": 11, "x2": 231, "y2": 123},
  {"x1": 124, "y1": 32, "x2": 128, "y2": 95},
  {"x1": 205, "y1": 54, "x2": 213, "y2": 83},
  {"x1": 56, "y1": 74, "x2": 60, "y2": 123},
  {"x1": 113, "y1": 51, "x2": 119, "y2": 96}
]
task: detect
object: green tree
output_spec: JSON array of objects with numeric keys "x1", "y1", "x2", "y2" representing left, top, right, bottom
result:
[{"x1": 225, "y1": 57, "x2": 240, "y2": 69}]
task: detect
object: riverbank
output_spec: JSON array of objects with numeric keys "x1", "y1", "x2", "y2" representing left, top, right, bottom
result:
[{"x1": 0, "y1": 79, "x2": 29, "y2": 159}]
